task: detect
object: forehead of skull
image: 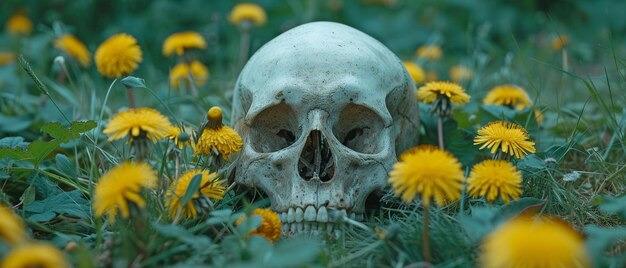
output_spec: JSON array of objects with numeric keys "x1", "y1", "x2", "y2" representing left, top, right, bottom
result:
[{"x1": 239, "y1": 22, "x2": 406, "y2": 119}]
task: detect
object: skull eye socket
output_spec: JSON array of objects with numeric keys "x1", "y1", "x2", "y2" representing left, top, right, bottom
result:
[
  {"x1": 249, "y1": 103, "x2": 299, "y2": 153},
  {"x1": 334, "y1": 104, "x2": 384, "y2": 154}
]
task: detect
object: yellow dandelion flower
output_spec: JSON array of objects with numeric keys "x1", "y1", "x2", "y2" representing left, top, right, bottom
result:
[
  {"x1": 0, "y1": 52, "x2": 16, "y2": 66},
  {"x1": 93, "y1": 162, "x2": 157, "y2": 222},
  {"x1": 474, "y1": 121, "x2": 536, "y2": 159},
  {"x1": 103, "y1": 107, "x2": 174, "y2": 143},
  {"x1": 417, "y1": 81, "x2": 470, "y2": 105},
  {"x1": 467, "y1": 160, "x2": 522, "y2": 204},
  {"x1": 551, "y1": 34, "x2": 570, "y2": 51},
  {"x1": 167, "y1": 169, "x2": 225, "y2": 219},
  {"x1": 229, "y1": 3, "x2": 267, "y2": 27},
  {"x1": 237, "y1": 208, "x2": 282, "y2": 243},
  {"x1": 195, "y1": 106, "x2": 243, "y2": 160},
  {"x1": 0, "y1": 242, "x2": 69, "y2": 268},
  {"x1": 169, "y1": 61, "x2": 210, "y2": 89},
  {"x1": 169, "y1": 126, "x2": 193, "y2": 149},
  {"x1": 403, "y1": 61, "x2": 425, "y2": 85},
  {"x1": 0, "y1": 204, "x2": 27, "y2": 246},
  {"x1": 53, "y1": 34, "x2": 91, "y2": 67},
  {"x1": 449, "y1": 65, "x2": 473, "y2": 82},
  {"x1": 388, "y1": 145, "x2": 464, "y2": 206},
  {"x1": 483, "y1": 84, "x2": 532, "y2": 110},
  {"x1": 481, "y1": 216, "x2": 590, "y2": 268},
  {"x1": 416, "y1": 45, "x2": 442, "y2": 60},
  {"x1": 6, "y1": 13, "x2": 32, "y2": 36},
  {"x1": 94, "y1": 33, "x2": 142, "y2": 78},
  {"x1": 162, "y1": 31, "x2": 207, "y2": 57}
]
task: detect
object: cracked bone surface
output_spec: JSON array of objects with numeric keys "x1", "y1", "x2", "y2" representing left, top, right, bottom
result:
[{"x1": 231, "y1": 21, "x2": 419, "y2": 234}]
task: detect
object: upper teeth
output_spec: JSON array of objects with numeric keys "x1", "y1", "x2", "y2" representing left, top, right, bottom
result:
[{"x1": 278, "y1": 205, "x2": 364, "y2": 235}]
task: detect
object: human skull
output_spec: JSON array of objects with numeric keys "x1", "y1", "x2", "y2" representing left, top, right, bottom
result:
[{"x1": 231, "y1": 22, "x2": 418, "y2": 234}]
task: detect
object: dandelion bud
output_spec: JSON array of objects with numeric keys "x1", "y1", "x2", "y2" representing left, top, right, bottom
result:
[{"x1": 54, "y1": 55, "x2": 65, "y2": 66}]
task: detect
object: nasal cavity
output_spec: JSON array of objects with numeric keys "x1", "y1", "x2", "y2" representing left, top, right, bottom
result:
[{"x1": 298, "y1": 130, "x2": 335, "y2": 182}]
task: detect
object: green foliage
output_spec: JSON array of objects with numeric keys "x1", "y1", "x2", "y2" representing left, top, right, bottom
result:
[
  {"x1": 179, "y1": 174, "x2": 203, "y2": 207},
  {"x1": 121, "y1": 76, "x2": 147, "y2": 89},
  {"x1": 24, "y1": 190, "x2": 89, "y2": 222},
  {"x1": 0, "y1": 121, "x2": 95, "y2": 166},
  {"x1": 1, "y1": 0, "x2": 626, "y2": 266}
]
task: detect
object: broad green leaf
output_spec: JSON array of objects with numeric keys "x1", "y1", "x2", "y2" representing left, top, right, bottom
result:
[
  {"x1": 594, "y1": 195, "x2": 626, "y2": 219},
  {"x1": 152, "y1": 223, "x2": 212, "y2": 251},
  {"x1": 24, "y1": 190, "x2": 89, "y2": 221},
  {"x1": 207, "y1": 209, "x2": 244, "y2": 225},
  {"x1": 0, "y1": 147, "x2": 33, "y2": 161},
  {"x1": 20, "y1": 186, "x2": 36, "y2": 207},
  {"x1": 585, "y1": 225, "x2": 626, "y2": 267},
  {"x1": 0, "y1": 137, "x2": 28, "y2": 149},
  {"x1": 0, "y1": 121, "x2": 95, "y2": 165},
  {"x1": 180, "y1": 174, "x2": 203, "y2": 206},
  {"x1": 517, "y1": 155, "x2": 546, "y2": 170},
  {"x1": 28, "y1": 140, "x2": 62, "y2": 165},
  {"x1": 445, "y1": 128, "x2": 478, "y2": 166},
  {"x1": 0, "y1": 114, "x2": 33, "y2": 133},
  {"x1": 458, "y1": 206, "x2": 499, "y2": 243},
  {"x1": 28, "y1": 211, "x2": 56, "y2": 222},
  {"x1": 236, "y1": 215, "x2": 262, "y2": 236},
  {"x1": 267, "y1": 239, "x2": 321, "y2": 267},
  {"x1": 28, "y1": 173, "x2": 63, "y2": 199},
  {"x1": 121, "y1": 76, "x2": 146, "y2": 88},
  {"x1": 54, "y1": 154, "x2": 77, "y2": 178},
  {"x1": 496, "y1": 197, "x2": 545, "y2": 219},
  {"x1": 41, "y1": 121, "x2": 97, "y2": 142},
  {"x1": 459, "y1": 198, "x2": 544, "y2": 243}
]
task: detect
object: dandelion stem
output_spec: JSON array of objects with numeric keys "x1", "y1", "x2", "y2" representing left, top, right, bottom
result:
[
  {"x1": 95, "y1": 78, "x2": 118, "y2": 146},
  {"x1": 58, "y1": 58, "x2": 78, "y2": 94},
  {"x1": 90, "y1": 78, "x2": 117, "y2": 177},
  {"x1": 562, "y1": 49, "x2": 569, "y2": 72},
  {"x1": 127, "y1": 87, "x2": 136, "y2": 108},
  {"x1": 238, "y1": 24, "x2": 251, "y2": 69},
  {"x1": 183, "y1": 55, "x2": 199, "y2": 97},
  {"x1": 422, "y1": 203, "x2": 432, "y2": 265},
  {"x1": 437, "y1": 115, "x2": 445, "y2": 149}
]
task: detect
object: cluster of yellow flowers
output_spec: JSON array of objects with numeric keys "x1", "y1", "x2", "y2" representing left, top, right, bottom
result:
[
  {"x1": 53, "y1": 32, "x2": 141, "y2": 75},
  {"x1": 100, "y1": 105, "x2": 239, "y2": 161},
  {"x1": 403, "y1": 45, "x2": 474, "y2": 87},
  {"x1": 163, "y1": 31, "x2": 209, "y2": 90},
  {"x1": 399, "y1": 80, "x2": 536, "y2": 206},
  {"x1": 97, "y1": 105, "x2": 242, "y2": 219},
  {"x1": 0, "y1": 205, "x2": 69, "y2": 267},
  {"x1": 388, "y1": 143, "x2": 527, "y2": 208},
  {"x1": 390, "y1": 74, "x2": 588, "y2": 267},
  {"x1": 92, "y1": 163, "x2": 280, "y2": 243},
  {"x1": 1, "y1": 3, "x2": 268, "y2": 81}
]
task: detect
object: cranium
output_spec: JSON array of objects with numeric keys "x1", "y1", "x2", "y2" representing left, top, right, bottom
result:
[{"x1": 231, "y1": 21, "x2": 418, "y2": 234}]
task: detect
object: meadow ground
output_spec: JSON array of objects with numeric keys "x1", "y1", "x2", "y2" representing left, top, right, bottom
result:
[{"x1": 1, "y1": 1, "x2": 626, "y2": 267}]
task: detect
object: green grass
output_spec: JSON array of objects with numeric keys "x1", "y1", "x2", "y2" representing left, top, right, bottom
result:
[{"x1": 2, "y1": 0, "x2": 626, "y2": 267}]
